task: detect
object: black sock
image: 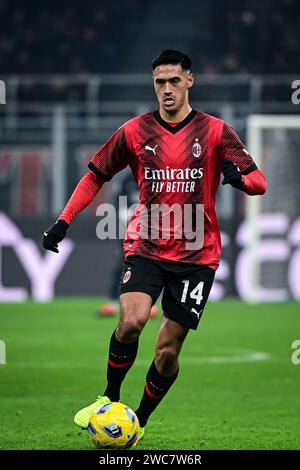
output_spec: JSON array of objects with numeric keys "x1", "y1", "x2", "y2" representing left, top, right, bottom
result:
[
  {"x1": 103, "y1": 330, "x2": 138, "y2": 402},
  {"x1": 135, "y1": 360, "x2": 179, "y2": 428}
]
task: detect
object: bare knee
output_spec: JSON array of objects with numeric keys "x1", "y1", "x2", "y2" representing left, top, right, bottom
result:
[
  {"x1": 117, "y1": 319, "x2": 143, "y2": 343},
  {"x1": 155, "y1": 318, "x2": 188, "y2": 376},
  {"x1": 117, "y1": 293, "x2": 151, "y2": 343}
]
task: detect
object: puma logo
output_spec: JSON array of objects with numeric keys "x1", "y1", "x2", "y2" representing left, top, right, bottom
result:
[
  {"x1": 145, "y1": 144, "x2": 158, "y2": 155},
  {"x1": 191, "y1": 308, "x2": 203, "y2": 320}
]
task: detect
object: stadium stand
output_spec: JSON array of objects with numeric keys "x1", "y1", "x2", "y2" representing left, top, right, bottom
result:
[{"x1": 0, "y1": 0, "x2": 299, "y2": 75}]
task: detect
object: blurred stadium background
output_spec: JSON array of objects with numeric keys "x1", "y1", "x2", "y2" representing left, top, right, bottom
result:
[
  {"x1": 0, "y1": 0, "x2": 299, "y2": 450},
  {"x1": 0, "y1": 0, "x2": 299, "y2": 301}
]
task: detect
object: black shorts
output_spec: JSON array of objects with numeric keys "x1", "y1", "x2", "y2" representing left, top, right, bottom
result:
[{"x1": 119, "y1": 255, "x2": 215, "y2": 330}]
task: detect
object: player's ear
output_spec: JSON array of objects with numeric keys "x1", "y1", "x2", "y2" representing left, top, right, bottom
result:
[{"x1": 187, "y1": 72, "x2": 194, "y2": 89}]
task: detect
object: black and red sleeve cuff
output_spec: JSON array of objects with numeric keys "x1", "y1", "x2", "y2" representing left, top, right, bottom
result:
[
  {"x1": 88, "y1": 162, "x2": 111, "y2": 181},
  {"x1": 241, "y1": 163, "x2": 257, "y2": 175}
]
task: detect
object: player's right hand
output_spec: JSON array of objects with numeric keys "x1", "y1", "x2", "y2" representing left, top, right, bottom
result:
[{"x1": 42, "y1": 219, "x2": 69, "y2": 253}]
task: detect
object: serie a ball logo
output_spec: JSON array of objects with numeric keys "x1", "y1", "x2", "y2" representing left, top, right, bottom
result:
[
  {"x1": 88, "y1": 402, "x2": 139, "y2": 449},
  {"x1": 192, "y1": 138, "x2": 202, "y2": 158}
]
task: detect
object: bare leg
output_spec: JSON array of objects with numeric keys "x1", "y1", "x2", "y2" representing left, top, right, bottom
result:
[
  {"x1": 155, "y1": 316, "x2": 189, "y2": 376},
  {"x1": 135, "y1": 317, "x2": 189, "y2": 427},
  {"x1": 116, "y1": 292, "x2": 153, "y2": 343},
  {"x1": 103, "y1": 292, "x2": 152, "y2": 401}
]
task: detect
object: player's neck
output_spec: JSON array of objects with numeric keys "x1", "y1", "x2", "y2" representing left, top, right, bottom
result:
[{"x1": 159, "y1": 103, "x2": 193, "y2": 123}]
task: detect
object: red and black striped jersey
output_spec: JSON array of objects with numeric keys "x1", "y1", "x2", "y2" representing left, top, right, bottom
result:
[{"x1": 88, "y1": 109, "x2": 257, "y2": 268}]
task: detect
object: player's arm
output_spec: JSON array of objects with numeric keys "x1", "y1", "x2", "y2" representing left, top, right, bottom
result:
[
  {"x1": 42, "y1": 125, "x2": 131, "y2": 253},
  {"x1": 42, "y1": 171, "x2": 104, "y2": 253},
  {"x1": 219, "y1": 122, "x2": 267, "y2": 195}
]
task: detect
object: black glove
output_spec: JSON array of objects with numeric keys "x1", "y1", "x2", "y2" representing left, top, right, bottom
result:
[
  {"x1": 222, "y1": 158, "x2": 244, "y2": 189},
  {"x1": 42, "y1": 219, "x2": 69, "y2": 253}
]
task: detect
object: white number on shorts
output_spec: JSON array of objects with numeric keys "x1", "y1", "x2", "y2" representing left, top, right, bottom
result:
[{"x1": 181, "y1": 280, "x2": 204, "y2": 305}]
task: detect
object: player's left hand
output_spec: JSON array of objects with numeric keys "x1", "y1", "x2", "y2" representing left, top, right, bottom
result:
[
  {"x1": 42, "y1": 219, "x2": 69, "y2": 253},
  {"x1": 222, "y1": 158, "x2": 244, "y2": 189}
]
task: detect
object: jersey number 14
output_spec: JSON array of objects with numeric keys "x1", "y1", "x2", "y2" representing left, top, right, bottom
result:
[{"x1": 181, "y1": 280, "x2": 204, "y2": 305}]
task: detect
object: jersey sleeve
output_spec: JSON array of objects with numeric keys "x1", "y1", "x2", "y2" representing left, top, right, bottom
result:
[
  {"x1": 59, "y1": 171, "x2": 104, "y2": 224},
  {"x1": 219, "y1": 122, "x2": 257, "y2": 174},
  {"x1": 88, "y1": 125, "x2": 131, "y2": 181}
]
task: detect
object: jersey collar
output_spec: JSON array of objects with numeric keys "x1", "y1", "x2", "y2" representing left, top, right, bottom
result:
[{"x1": 153, "y1": 109, "x2": 197, "y2": 134}]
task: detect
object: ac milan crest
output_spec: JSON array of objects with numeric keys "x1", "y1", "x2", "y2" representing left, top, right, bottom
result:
[
  {"x1": 192, "y1": 138, "x2": 202, "y2": 158},
  {"x1": 123, "y1": 269, "x2": 132, "y2": 284}
]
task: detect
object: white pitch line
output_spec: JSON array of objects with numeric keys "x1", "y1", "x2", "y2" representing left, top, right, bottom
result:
[
  {"x1": 181, "y1": 351, "x2": 270, "y2": 364},
  {"x1": 134, "y1": 351, "x2": 271, "y2": 366},
  {"x1": 2, "y1": 350, "x2": 271, "y2": 369}
]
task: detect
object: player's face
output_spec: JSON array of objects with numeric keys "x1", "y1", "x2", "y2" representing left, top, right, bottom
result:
[{"x1": 153, "y1": 64, "x2": 194, "y2": 115}]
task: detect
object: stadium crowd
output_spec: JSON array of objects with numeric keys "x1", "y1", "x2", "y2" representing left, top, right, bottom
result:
[
  {"x1": 192, "y1": 0, "x2": 299, "y2": 74},
  {"x1": 0, "y1": 0, "x2": 142, "y2": 73},
  {"x1": 0, "y1": 0, "x2": 298, "y2": 75}
]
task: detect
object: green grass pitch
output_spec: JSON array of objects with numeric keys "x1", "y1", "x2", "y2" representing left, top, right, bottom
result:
[{"x1": 0, "y1": 299, "x2": 299, "y2": 450}]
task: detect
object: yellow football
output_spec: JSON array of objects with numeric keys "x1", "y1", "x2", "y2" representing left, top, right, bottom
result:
[{"x1": 88, "y1": 402, "x2": 139, "y2": 449}]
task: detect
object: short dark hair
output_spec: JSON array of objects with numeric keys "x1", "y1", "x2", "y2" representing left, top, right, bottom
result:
[{"x1": 152, "y1": 49, "x2": 192, "y2": 72}]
